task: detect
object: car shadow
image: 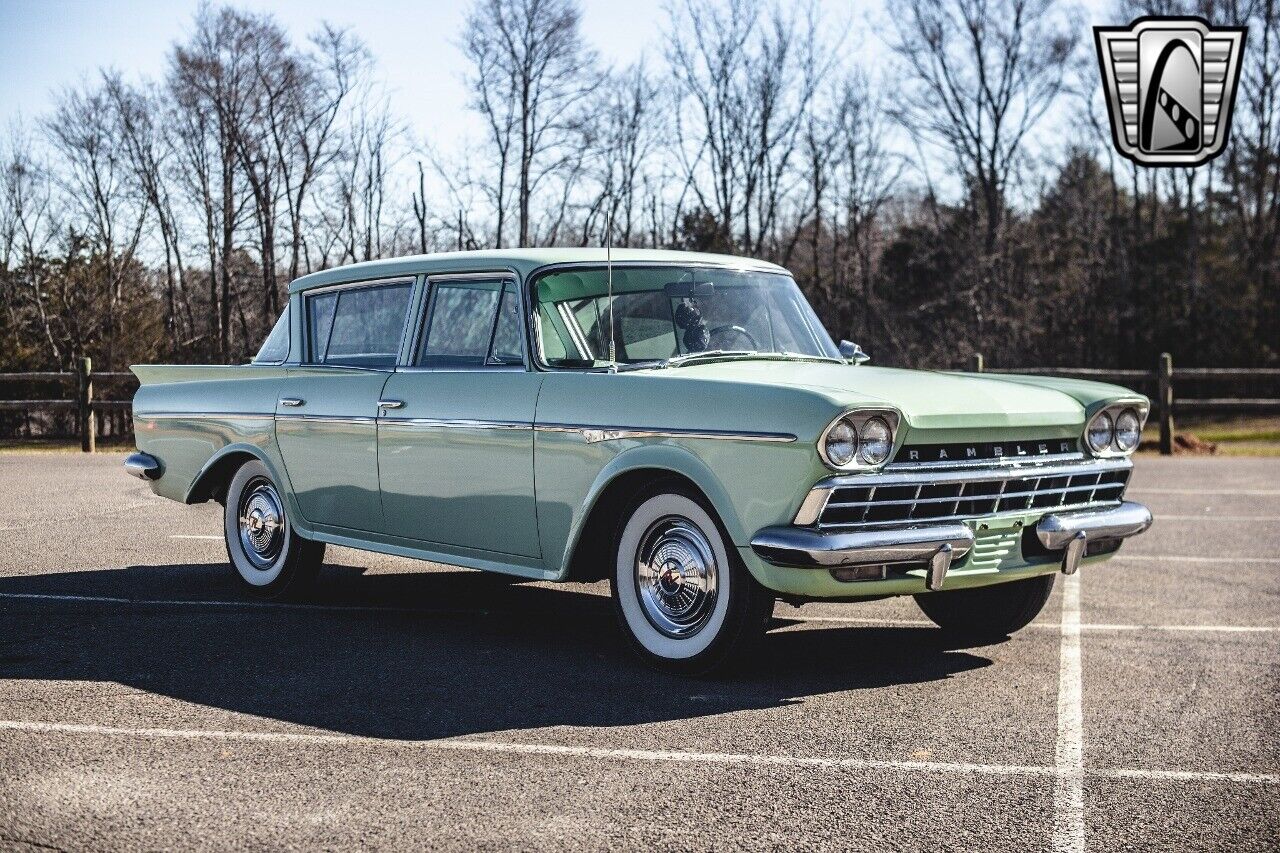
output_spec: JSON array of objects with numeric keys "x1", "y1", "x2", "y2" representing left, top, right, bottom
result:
[{"x1": 0, "y1": 562, "x2": 1001, "y2": 741}]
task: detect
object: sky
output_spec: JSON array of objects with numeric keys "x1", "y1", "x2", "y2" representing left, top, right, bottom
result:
[
  {"x1": 0, "y1": 0, "x2": 1115, "y2": 184},
  {"x1": 0, "y1": 0, "x2": 678, "y2": 149}
]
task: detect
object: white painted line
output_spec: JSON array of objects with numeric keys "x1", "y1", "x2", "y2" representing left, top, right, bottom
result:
[
  {"x1": 1052, "y1": 571, "x2": 1085, "y2": 853},
  {"x1": 0, "y1": 591, "x2": 488, "y2": 617},
  {"x1": 169, "y1": 535, "x2": 222, "y2": 540},
  {"x1": 788, "y1": 615, "x2": 1278, "y2": 633},
  {"x1": 5, "y1": 593, "x2": 1275, "y2": 634},
  {"x1": 1113, "y1": 554, "x2": 1280, "y2": 565},
  {"x1": 0, "y1": 720, "x2": 1274, "y2": 785},
  {"x1": 1156, "y1": 515, "x2": 1280, "y2": 522},
  {"x1": 1128, "y1": 489, "x2": 1280, "y2": 496}
]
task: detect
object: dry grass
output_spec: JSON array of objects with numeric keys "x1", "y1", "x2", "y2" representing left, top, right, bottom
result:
[{"x1": 1139, "y1": 414, "x2": 1280, "y2": 456}]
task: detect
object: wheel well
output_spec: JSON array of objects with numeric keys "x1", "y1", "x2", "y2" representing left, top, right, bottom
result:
[
  {"x1": 187, "y1": 452, "x2": 258, "y2": 505},
  {"x1": 564, "y1": 468, "x2": 711, "y2": 583}
]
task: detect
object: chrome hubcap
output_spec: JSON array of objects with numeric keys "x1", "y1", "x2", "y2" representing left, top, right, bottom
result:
[
  {"x1": 635, "y1": 516, "x2": 718, "y2": 638},
  {"x1": 237, "y1": 477, "x2": 285, "y2": 570}
]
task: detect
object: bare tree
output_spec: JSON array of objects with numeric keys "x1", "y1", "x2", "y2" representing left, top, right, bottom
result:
[
  {"x1": 461, "y1": 0, "x2": 596, "y2": 247},
  {"x1": 889, "y1": 0, "x2": 1077, "y2": 252},
  {"x1": 666, "y1": 0, "x2": 828, "y2": 255}
]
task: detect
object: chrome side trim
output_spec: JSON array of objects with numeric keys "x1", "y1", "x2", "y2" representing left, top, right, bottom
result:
[
  {"x1": 133, "y1": 412, "x2": 274, "y2": 421},
  {"x1": 379, "y1": 417, "x2": 532, "y2": 431},
  {"x1": 1036, "y1": 501, "x2": 1153, "y2": 574},
  {"x1": 886, "y1": 451, "x2": 1086, "y2": 470},
  {"x1": 123, "y1": 452, "x2": 162, "y2": 481},
  {"x1": 535, "y1": 423, "x2": 797, "y2": 444},
  {"x1": 275, "y1": 414, "x2": 377, "y2": 425},
  {"x1": 750, "y1": 523, "x2": 974, "y2": 569}
]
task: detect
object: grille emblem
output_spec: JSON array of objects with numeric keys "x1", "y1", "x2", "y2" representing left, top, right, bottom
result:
[{"x1": 1094, "y1": 16, "x2": 1246, "y2": 166}]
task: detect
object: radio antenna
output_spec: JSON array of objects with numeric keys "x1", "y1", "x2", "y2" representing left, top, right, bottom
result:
[{"x1": 605, "y1": 201, "x2": 616, "y2": 368}]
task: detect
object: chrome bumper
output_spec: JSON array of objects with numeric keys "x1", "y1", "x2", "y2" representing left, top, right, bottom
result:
[
  {"x1": 750, "y1": 500, "x2": 1152, "y2": 589},
  {"x1": 750, "y1": 523, "x2": 974, "y2": 591},
  {"x1": 1036, "y1": 500, "x2": 1152, "y2": 575},
  {"x1": 124, "y1": 452, "x2": 162, "y2": 481}
]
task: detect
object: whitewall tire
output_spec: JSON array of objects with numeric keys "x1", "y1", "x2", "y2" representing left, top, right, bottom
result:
[
  {"x1": 223, "y1": 459, "x2": 324, "y2": 599},
  {"x1": 612, "y1": 488, "x2": 772, "y2": 674}
]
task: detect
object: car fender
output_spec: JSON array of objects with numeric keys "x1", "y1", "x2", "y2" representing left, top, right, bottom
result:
[{"x1": 554, "y1": 441, "x2": 744, "y2": 579}]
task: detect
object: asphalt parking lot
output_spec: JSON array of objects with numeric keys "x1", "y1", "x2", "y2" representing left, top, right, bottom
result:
[{"x1": 0, "y1": 453, "x2": 1276, "y2": 851}]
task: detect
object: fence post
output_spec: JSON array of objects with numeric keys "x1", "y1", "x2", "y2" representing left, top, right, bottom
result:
[
  {"x1": 78, "y1": 356, "x2": 95, "y2": 453},
  {"x1": 1157, "y1": 352, "x2": 1173, "y2": 456},
  {"x1": 969, "y1": 353, "x2": 984, "y2": 372}
]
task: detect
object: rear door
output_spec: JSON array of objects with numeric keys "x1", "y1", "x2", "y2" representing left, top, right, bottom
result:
[
  {"x1": 378, "y1": 273, "x2": 543, "y2": 557},
  {"x1": 275, "y1": 278, "x2": 414, "y2": 533}
]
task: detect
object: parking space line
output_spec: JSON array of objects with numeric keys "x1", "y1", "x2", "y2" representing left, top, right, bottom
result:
[
  {"x1": 4, "y1": 593, "x2": 1275, "y2": 634},
  {"x1": 1113, "y1": 554, "x2": 1280, "y2": 564},
  {"x1": 1155, "y1": 515, "x2": 1280, "y2": 522},
  {"x1": 1128, "y1": 488, "x2": 1280, "y2": 496},
  {"x1": 0, "y1": 591, "x2": 489, "y2": 617},
  {"x1": 0, "y1": 719, "x2": 1274, "y2": 785},
  {"x1": 1052, "y1": 572, "x2": 1085, "y2": 853},
  {"x1": 169, "y1": 535, "x2": 222, "y2": 540}
]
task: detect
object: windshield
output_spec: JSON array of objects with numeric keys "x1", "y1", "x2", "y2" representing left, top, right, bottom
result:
[{"x1": 532, "y1": 266, "x2": 840, "y2": 368}]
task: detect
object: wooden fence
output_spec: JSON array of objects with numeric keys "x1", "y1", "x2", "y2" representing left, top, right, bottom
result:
[
  {"x1": 1, "y1": 353, "x2": 1278, "y2": 454},
  {"x1": 968, "y1": 352, "x2": 1280, "y2": 454},
  {"x1": 0, "y1": 358, "x2": 135, "y2": 452}
]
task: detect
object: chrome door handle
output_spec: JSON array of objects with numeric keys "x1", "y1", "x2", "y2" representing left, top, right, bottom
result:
[
  {"x1": 377, "y1": 399, "x2": 405, "y2": 411},
  {"x1": 279, "y1": 398, "x2": 305, "y2": 407}
]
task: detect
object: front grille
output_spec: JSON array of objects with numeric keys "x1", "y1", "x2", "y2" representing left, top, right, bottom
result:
[{"x1": 815, "y1": 461, "x2": 1132, "y2": 529}]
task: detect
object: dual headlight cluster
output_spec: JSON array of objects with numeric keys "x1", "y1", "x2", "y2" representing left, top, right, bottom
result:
[
  {"x1": 819, "y1": 409, "x2": 900, "y2": 470},
  {"x1": 1085, "y1": 403, "x2": 1147, "y2": 456}
]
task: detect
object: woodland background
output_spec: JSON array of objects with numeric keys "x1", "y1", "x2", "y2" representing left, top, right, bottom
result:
[{"x1": 2, "y1": 0, "x2": 1278, "y2": 392}]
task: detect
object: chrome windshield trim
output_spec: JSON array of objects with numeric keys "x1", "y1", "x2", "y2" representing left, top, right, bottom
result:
[
  {"x1": 379, "y1": 417, "x2": 532, "y2": 431},
  {"x1": 133, "y1": 412, "x2": 274, "y2": 421},
  {"x1": 886, "y1": 451, "x2": 1086, "y2": 470},
  {"x1": 536, "y1": 423, "x2": 796, "y2": 444}
]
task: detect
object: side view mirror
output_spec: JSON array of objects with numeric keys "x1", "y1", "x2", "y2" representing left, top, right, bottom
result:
[{"x1": 839, "y1": 340, "x2": 871, "y2": 364}]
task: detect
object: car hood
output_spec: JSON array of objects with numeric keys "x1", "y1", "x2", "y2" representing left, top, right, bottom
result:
[{"x1": 661, "y1": 361, "x2": 1087, "y2": 430}]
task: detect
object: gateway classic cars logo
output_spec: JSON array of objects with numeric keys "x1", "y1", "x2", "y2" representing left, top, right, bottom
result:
[{"x1": 1094, "y1": 16, "x2": 1246, "y2": 166}]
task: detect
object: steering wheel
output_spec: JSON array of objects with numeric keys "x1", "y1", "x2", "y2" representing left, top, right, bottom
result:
[{"x1": 708, "y1": 324, "x2": 759, "y2": 351}]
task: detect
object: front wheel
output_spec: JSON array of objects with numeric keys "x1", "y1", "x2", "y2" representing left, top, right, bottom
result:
[
  {"x1": 224, "y1": 459, "x2": 324, "y2": 599},
  {"x1": 611, "y1": 488, "x2": 773, "y2": 675},
  {"x1": 913, "y1": 573, "x2": 1055, "y2": 638}
]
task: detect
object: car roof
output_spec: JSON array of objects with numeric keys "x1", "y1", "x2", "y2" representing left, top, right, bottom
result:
[{"x1": 287, "y1": 248, "x2": 788, "y2": 294}]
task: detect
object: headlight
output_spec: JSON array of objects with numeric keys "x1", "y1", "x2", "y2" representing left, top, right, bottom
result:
[
  {"x1": 858, "y1": 417, "x2": 892, "y2": 465},
  {"x1": 1114, "y1": 408, "x2": 1141, "y2": 452},
  {"x1": 823, "y1": 419, "x2": 858, "y2": 467},
  {"x1": 1086, "y1": 411, "x2": 1114, "y2": 454},
  {"x1": 819, "y1": 409, "x2": 900, "y2": 470}
]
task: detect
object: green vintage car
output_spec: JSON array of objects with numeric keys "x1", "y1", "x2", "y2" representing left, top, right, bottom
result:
[{"x1": 127, "y1": 248, "x2": 1152, "y2": 672}]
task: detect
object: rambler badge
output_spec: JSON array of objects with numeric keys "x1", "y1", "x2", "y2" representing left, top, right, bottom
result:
[{"x1": 1094, "y1": 16, "x2": 1246, "y2": 167}]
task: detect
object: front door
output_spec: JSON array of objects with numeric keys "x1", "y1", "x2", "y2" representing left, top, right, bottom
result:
[
  {"x1": 275, "y1": 278, "x2": 414, "y2": 532},
  {"x1": 378, "y1": 274, "x2": 543, "y2": 558}
]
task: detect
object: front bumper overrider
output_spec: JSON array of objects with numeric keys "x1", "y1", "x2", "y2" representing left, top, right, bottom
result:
[{"x1": 750, "y1": 500, "x2": 1152, "y2": 589}]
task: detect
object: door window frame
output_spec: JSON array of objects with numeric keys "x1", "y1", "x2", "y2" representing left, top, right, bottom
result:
[
  {"x1": 400, "y1": 271, "x2": 530, "y2": 373},
  {"x1": 299, "y1": 276, "x2": 417, "y2": 371}
]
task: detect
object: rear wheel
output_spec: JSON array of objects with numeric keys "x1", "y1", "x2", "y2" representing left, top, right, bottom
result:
[
  {"x1": 611, "y1": 487, "x2": 773, "y2": 675},
  {"x1": 223, "y1": 459, "x2": 324, "y2": 599},
  {"x1": 913, "y1": 574, "x2": 1055, "y2": 638}
]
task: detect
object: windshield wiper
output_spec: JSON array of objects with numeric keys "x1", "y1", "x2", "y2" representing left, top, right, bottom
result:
[{"x1": 665, "y1": 349, "x2": 760, "y2": 367}]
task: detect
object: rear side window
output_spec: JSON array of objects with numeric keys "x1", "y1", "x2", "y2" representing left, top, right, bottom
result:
[
  {"x1": 307, "y1": 282, "x2": 412, "y2": 368},
  {"x1": 417, "y1": 279, "x2": 524, "y2": 368}
]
